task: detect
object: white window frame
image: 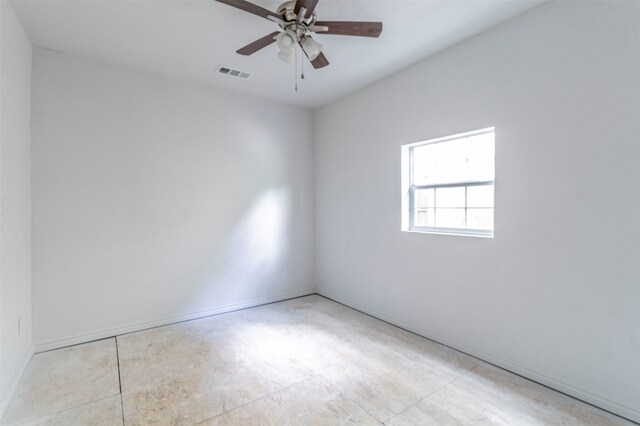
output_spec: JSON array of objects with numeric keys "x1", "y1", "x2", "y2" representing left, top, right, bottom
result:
[{"x1": 401, "y1": 127, "x2": 495, "y2": 238}]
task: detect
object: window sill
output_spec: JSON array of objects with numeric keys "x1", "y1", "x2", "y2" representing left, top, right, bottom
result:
[{"x1": 404, "y1": 227, "x2": 494, "y2": 238}]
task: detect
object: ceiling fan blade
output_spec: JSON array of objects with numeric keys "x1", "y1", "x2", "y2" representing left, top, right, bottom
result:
[
  {"x1": 293, "y1": 0, "x2": 305, "y2": 15},
  {"x1": 310, "y1": 52, "x2": 329, "y2": 69},
  {"x1": 214, "y1": 0, "x2": 281, "y2": 20},
  {"x1": 236, "y1": 31, "x2": 279, "y2": 55},
  {"x1": 314, "y1": 21, "x2": 383, "y2": 38},
  {"x1": 302, "y1": 0, "x2": 319, "y2": 18}
]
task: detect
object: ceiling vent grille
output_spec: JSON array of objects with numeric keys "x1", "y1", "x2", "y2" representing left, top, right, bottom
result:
[{"x1": 217, "y1": 66, "x2": 252, "y2": 80}]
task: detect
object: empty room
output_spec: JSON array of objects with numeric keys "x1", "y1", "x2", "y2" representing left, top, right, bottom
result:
[{"x1": 1, "y1": 0, "x2": 639, "y2": 424}]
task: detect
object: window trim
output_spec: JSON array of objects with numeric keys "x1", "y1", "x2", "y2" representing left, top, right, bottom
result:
[{"x1": 401, "y1": 127, "x2": 495, "y2": 238}]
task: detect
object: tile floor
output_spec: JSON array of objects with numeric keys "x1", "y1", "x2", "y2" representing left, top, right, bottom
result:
[{"x1": 1, "y1": 295, "x2": 635, "y2": 425}]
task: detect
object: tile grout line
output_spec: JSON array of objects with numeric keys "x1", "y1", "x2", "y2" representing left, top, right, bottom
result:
[{"x1": 114, "y1": 337, "x2": 125, "y2": 426}]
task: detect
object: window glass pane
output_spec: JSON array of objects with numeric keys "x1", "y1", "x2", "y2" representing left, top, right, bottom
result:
[
  {"x1": 432, "y1": 138, "x2": 468, "y2": 184},
  {"x1": 467, "y1": 185, "x2": 494, "y2": 208},
  {"x1": 466, "y1": 133, "x2": 495, "y2": 182},
  {"x1": 413, "y1": 139, "x2": 468, "y2": 186},
  {"x1": 414, "y1": 188, "x2": 434, "y2": 209},
  {"x1": 435, "y1": 187, "x2": 465, "y2": 208},
  {"x1": 412, "y1": 143, "x2": 439, "y2": 186},
  {"x1": 414, "y1": 209, "x2": 434, "y2": 227},
  {"x1": 412, "y1": 131, "x2": 494, "y2": 186},
  {"x1": 467, "y1": 208, "x2": 494, "y2": 230},
  {"x1": 435, "y1": 208, "x2": 465, "y2": 229}
]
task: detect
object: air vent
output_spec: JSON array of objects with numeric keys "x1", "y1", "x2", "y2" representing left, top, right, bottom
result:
[{"x1": 217, "y1": 66, "x2": 252, "y2": 80}]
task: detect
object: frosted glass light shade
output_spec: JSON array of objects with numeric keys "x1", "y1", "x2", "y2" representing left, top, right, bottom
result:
[
  {"x1": 301, "y1": 37, "x2": 322, "y2": 61},
  {"x1": 276, "y1": 30, "x2": 297, "y2": 51}
]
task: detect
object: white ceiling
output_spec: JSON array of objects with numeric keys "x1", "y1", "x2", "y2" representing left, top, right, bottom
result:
[{"x1": 12, "y1": 0, "x2": 545, "y2": 108}]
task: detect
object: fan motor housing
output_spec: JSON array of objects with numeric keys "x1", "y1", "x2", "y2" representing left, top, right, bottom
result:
[{"x1": 277, "y1": 1, "x2": 317, "y2": 25}]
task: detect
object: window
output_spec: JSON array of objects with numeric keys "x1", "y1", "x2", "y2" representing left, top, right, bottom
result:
[{"x1": 401, "y1": 128, "x2": 495, "y2": 237}]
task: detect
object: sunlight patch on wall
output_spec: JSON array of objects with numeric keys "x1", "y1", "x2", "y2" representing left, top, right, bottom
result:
[{"x1": 192, "y1": 185, "x2": 292, "y2": 308}]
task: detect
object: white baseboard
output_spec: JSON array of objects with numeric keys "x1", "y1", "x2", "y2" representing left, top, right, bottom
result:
[
  {"x1": 34, "y1": 288, "x2": 316, "y2": 353},
  {"x1": 0, "y1": 346, "x2": 34, "y2": 420},
  {"x1": 316, "y1": 287, "x2": 640, "y2": 425}
]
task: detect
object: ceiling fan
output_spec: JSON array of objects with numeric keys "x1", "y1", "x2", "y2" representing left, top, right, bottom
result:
[{"x1": 214, "y1": 0, "x2": 383, "y2": 69}]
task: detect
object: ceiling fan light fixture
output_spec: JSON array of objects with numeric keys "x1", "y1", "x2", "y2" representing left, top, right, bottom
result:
[
  {"x1": 276, "y1": 30, "x2": 297, "y2": 52},
  {"x1": 301, "y1": 37, "x2": 323, "y2": 61},
  {"x1": 214, "y1": 0, "x2": 383, "y2": 71}
]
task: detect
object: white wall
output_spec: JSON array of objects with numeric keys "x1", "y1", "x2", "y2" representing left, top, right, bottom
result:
[
  {"x1": 315, "y1": 1, "x2": 640, "y2": 422},
  {"x1": 0, "y1": 0, "x2": 33, "y2": 414},
  {"x1": 31, "y1": 49, "x2": 314, "y2": 350}
]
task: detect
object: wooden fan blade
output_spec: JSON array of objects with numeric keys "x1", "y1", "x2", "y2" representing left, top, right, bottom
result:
[
  {"x1": 310, "y1": 52, "x2": 329, "y2": 69},
  {"x1": 214, "y1": 0, "x2": 281, "y2": 20},
  {"x1": 302, "y1": 0, "x2": 319, "y2": 18},
  {"x1": 293, "y1": 0, "x2": 305, "y2": 15},
  {"x1": 236, "y1": 32, "x2": 279, "y2": 55},
  {"x1": 314, "y1": 21, "x2": 383, "y2": 38}
]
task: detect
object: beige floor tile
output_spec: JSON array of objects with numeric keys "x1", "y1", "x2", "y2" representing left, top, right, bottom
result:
[
  {"x1": 121, "y1": 361, "x2": 299, "y2": 426},
  {"x1": 307, "y1": 312, "x2": 476, "y2": 421},
  {"x1": 117, "y1": 308, "x2": 310, "y2": 395},
  {"x1": 116, "y1": 321, "x2": 243, "y2": 394},
  {"x1": 1, "y1": 339, "x2": 120, "y2": 425},
  {"x1": 119, "y1": 310, "x2": 314, "y2": 425},
  {"x1": 122, "y1": 375, "x2": 225, "y2": 426},
  {"x1": 401, "y1": 363, "x2": 635, "y2": 425},
  {"x1": 200, "y1": 376, "x2": 381, "y2": 426},
  {"x1": 318, "y1": 359, "x2": 432, "y2": 422},
  {"x1": 21, "y1": 395, "x2": 123, "y2": 426}
]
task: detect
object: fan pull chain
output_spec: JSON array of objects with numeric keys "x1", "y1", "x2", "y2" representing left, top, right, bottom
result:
[
  {"x1": 301, "y1": 51, "x2": 305, "y2": 80},
  {"x1": 294, "y1": 45, "x2": 299, "y2": 92}
]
